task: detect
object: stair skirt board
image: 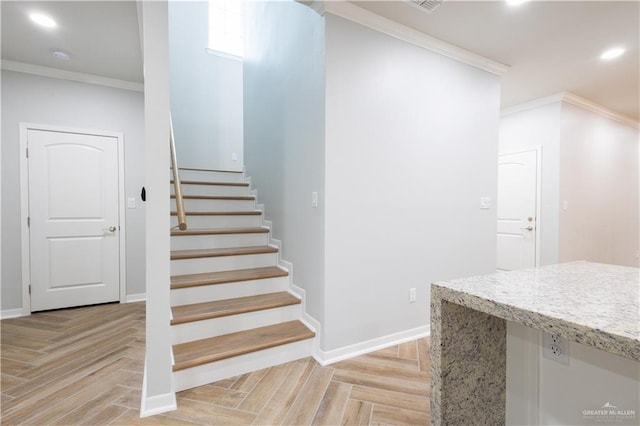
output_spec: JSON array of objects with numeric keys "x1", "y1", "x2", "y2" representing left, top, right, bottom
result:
[
  {"x1": 172, "y1": 184, "x2": 249, "y2": 197},
  {"x1": 179, "y1": 199, "x2": 256, "y2": 212},
  {"x1": 172, "y1": 339, "x2": 313, "y2": 392},
  {"x1": 170, "y1": 276, "x2": 290, "y2": 306},
  {"x1": 171, "y1": 304, "x2": 301, "y2": 344},
  {"x1": 176, "y1": 169, "x2": 245, "y2": 183},
  {"x1": 170, "y1": 253, "x2": 278, "y2": 275},
  {"x1": 170, "y1": 214, "x2": 262, "y2": 229},
  {"x1": 170, "y1": 233, "x2": 269, "y2": 251}
]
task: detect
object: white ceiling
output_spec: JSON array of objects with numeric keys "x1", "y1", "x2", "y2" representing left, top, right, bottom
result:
[
  {"x1": 1, "y1": 1, "x2": 638, "y2": 121},
  {"x1": 352, "y1": 0, "x2": 639, "y2": 121},
  {"x1": 1, "y1": 1, "x2": 142, "y2": 83}
]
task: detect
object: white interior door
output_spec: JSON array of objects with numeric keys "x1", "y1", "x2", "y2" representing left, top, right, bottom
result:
[
  {"x1": 28, "y1": 128, "x2": 120, "y2": 311},
  {"x1": 497, "y1": 150, "x2": 538, "y2": 271}
]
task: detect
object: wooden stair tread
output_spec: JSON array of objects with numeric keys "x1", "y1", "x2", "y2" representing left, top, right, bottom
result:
[
  {"x1": 171, "y1": 195, "x2": 254, "y2": 200},
  {"x1": 171, "y1": 266, "x2": 289, "y2": 289},
  {"x1": 171, "y1": 180, "x2": 249, "y2": 187},
  {"x1": 171, "y1": 246, "x2": 278, "y2": 260},
  {"x1": 172, "y1": 320, "x2": 315, "y2": 371},
  {"x1": 171, "y1": 292, "x2": 300, "y2": 325},
  {"x1": 175, "y1": 167, "x2": 243, "y2": 173},
  {"x1": 171, "y1": 227, "x2": 269, "y2": 236},
  {"x1": 171, "y1": 211, "x2": 262, "y2": 216}
]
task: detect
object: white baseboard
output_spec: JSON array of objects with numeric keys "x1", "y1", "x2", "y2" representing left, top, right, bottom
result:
[
  {"x1": 1, "y1": 308, "x2": 24, "y2": 319},
  {"x1": 140, "y1": 360, "x2": 177, "y2": 418},
  {"x1": 289, "y1": 281, "x2": 324, "y2": 361},
  {"x1": 316, "y1": 325, "x2": 430, "y2": 366},
  {"x1": 125, "y1": 293, "x2": 146, "y2": 303}
]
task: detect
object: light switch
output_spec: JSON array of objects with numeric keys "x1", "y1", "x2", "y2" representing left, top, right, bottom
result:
[
  {"x1": 480, "y1": 197, "x2": 491, "y2": 209},
  {"x1": 311, "y1": 192, "x2": 318, "y2": 208},
  {"x1": 232, "y1": 152, "x2": 238, "y2": 161},
  {"x1": 127, "y1": 197, "x2": 136, "y2": 209}
]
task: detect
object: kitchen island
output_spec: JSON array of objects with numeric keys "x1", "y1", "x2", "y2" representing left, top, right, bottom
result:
[{"x1": 430, "y1": 261, "x2": 639, "y2": 425}]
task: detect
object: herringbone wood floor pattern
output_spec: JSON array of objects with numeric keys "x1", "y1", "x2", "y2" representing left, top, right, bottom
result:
[{"x1": 1, "y1": 302, "x2": 430, "y2": 425}]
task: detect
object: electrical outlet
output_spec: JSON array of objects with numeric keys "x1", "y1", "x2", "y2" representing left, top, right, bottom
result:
[
  {"x1": 311, "y1": 192, "x2": 318, "y2": 208},
  {"x1": 543, "y1": 332, "x2": 569, "y2": 365},
  {"x1": 409, "y1": 288, "x2": 417, "y2": 303}
]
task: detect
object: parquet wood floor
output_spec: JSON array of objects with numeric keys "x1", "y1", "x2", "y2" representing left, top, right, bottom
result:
[{"x1": 1, "y1": 302, "x2": 430, "y2": 425}]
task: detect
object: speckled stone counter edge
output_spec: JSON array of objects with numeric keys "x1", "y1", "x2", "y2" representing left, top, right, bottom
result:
[
  {"x1": 430, "y1": 279, "x2": 640, "y2": 426},
  {"x1": 432, "y1": 283, "x2": 640, "y2": 362},
  {"x1": 430, "y1": 287, "x2": 506, "y2": 426}
]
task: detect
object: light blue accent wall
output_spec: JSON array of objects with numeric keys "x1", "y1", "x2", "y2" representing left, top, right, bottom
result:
[{"x1": 169, "y1": 0, "x2": 243, "y2": 171}]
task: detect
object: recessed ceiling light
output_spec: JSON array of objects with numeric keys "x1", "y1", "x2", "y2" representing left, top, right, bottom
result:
[
  {"x1": 506, "y1": 0, "x2": 530, "y2": 6},
  {"x1": 600, "y1": 47, "x2": 625, "y2": 61},
  {"x1": 51, "y1": 50, "x2": 70, "y2": 61},
  {"x1": 29, "y1": 12, "x2": 57, "y2": 28}
]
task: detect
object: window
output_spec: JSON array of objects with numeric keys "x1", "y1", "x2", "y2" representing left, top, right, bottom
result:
[{"x1": 208, "y1": 0, "x2": 243, "y2": 58}]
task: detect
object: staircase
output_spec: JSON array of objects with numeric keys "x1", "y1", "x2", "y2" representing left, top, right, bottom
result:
[{"x1": 169, "y1": 168, "x2": 315, "y2": 392}]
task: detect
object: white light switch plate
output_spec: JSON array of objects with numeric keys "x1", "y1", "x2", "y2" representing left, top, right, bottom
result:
[
  {"x1": 480, "y1": 197, "x2": 492, "y2": 209},
  {"x1": 127, "y1": 197, "x2": 136, "y2": 209}
]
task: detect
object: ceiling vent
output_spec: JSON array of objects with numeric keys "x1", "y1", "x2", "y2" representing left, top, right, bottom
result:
[{"x1": 408, "y1": 0, "x2": 446, "y2": 13}]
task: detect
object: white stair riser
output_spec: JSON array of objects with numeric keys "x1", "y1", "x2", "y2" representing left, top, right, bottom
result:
[
  {"x1": 177, "y1": 169, "x2": 245, "y2": 183},
  {"x1": 173, "y1": 339, "x2": 313, "y2": 392},
  {"x1": 171, "y1": 253, "x2": 278, "y2": 275},
  {"x1": 171, "y1": 304, "x2": 301, "y2": 344},
  {"x1": 181, "y1": 198, "x2": 255, "y2": 212},
  {"x1": 170, "y1": 215, "x2": 262, "y2": 229},
  {"x1": 170, "y1": 233, "x2": 269, "y2": 251},
  {"x1": 172, "y1": 184, "x2": 249, "y2": 197},
  {"x1": 170, "y1": 276, "x2": 289, "y2": 306}
]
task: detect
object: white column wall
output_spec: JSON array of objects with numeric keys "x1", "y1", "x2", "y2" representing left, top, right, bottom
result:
[{"x1": 141, "y1": 0, "x2": 175, "y2": 416}]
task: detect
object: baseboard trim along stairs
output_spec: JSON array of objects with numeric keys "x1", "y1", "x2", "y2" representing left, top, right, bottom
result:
[{"x1": 169, "y1": 168, "x2": 316, "y2": 392}]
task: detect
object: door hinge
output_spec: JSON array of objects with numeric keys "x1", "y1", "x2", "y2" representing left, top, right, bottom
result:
[
  {"x1": 27, "y1": 217, "x2": 30, "y2": 227},
  {"x1": 28, "y1": 285, "x2": 31, "y2": 295},
  {"x1": 26, "y1": 147, "x2": 29, "y2": 158}
]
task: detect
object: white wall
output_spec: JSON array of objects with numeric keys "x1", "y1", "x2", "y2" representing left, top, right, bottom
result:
[
  {"x1": 559, "y1": 103, "x2": 639, "y2": 267},
  {"x1": 1, "y1": 70, "x2": 146, "y2": 312},
  {"x1": 169, "y1": 0, "x2": 243, "y2": 171},
  {"x1": 499, "y1": 102, "x2": 562, "y2": 266},
  {"x1": 243, "y1": 0, "x2": 326, "y2": 325},
  {"x1": 324, "y1": 15, "x2": 500, "y2": 351},
  {"x1": 141, "y1": 0, "x2": 175, "y2": 415}
]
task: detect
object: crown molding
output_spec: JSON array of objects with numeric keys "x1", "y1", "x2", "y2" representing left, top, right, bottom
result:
[
  {"x1": 324, "y1": 1, "x2": 510, "y2": 76},
  {"x1": 561, "y1": 92, "x2": 639, "y2": 130},
  {"x1": 296, "y1": 0, "x2": 325, "y2": 16},
  {"x1": 1, "y1": 60, "x2": 144, "y2": 92},
  {"x1": 500, "y1": 93, "x2": 565, "y2": 117},
  {"x1": 501, "y1": 92, "x2": 640, "y2": 129}
]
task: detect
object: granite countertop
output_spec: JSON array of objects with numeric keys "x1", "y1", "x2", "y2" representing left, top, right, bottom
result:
[{"x1": 432, "y1": 261, "x2": 640, "y2": 362}]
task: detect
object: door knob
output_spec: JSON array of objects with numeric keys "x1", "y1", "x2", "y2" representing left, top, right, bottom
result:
[
  {"x1": 108, "y1": 226, "x2": 117, "y2": 232},
  {"x1": 521, "y1": 226, "x2": 534, "y2": 231}
]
